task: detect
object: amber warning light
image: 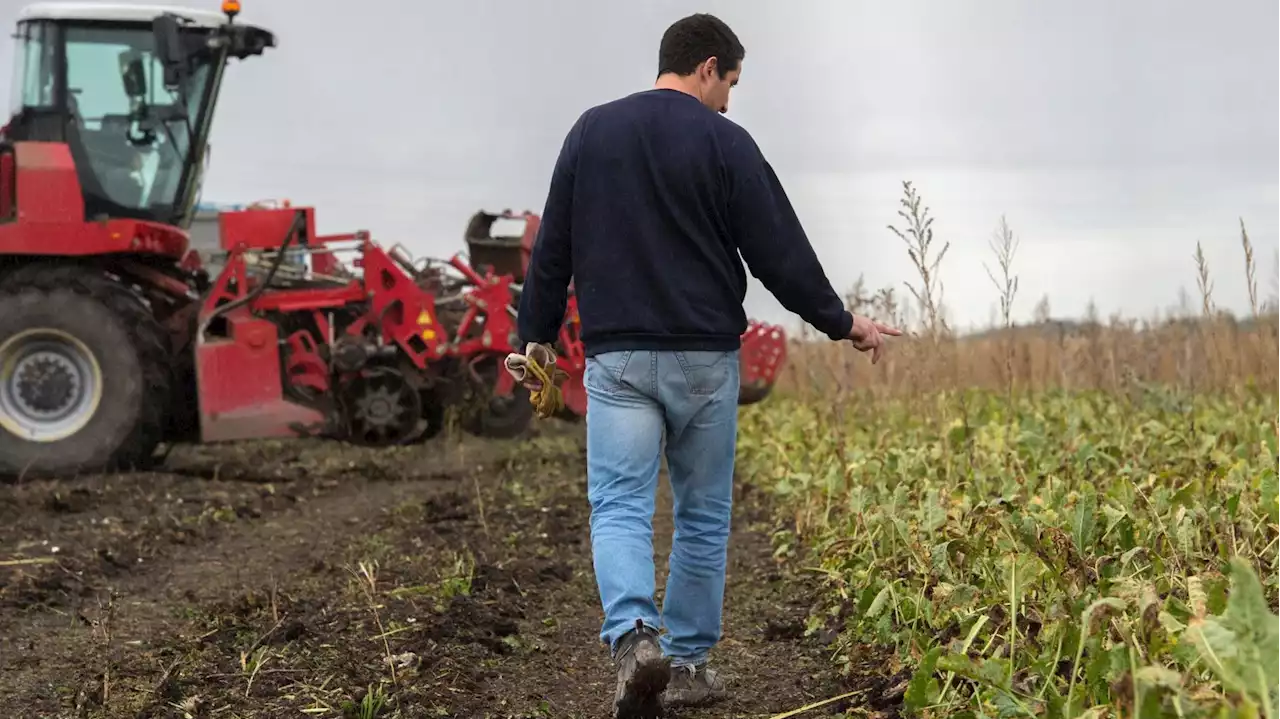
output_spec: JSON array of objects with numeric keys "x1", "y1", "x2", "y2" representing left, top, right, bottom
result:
[{"x1": 222, "y1": 0, "x2": 241, "y2": 20}]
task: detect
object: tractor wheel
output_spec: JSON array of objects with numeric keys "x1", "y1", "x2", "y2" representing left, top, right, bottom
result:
[
  {"x1": 339, "y1": 366, "x2": 423, "y2": 446},
  {"x1": 461, "y1": 357, "x2": 534, "y2": 439},
  {"x1": 0, "y1": 265, "x2": 171, "y2": 477}
]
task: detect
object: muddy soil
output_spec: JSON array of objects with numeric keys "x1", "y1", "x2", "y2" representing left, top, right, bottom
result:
[{"x1": 1, "y1": 424, "x2": 903, "y2": 719}]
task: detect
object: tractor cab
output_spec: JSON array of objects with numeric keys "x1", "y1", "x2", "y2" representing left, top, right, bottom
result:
[{"x1": 4, "y1": 2, "x2": 274, "y2": 228}]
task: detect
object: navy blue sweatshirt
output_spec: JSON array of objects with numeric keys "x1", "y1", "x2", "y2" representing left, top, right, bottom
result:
[{"x1": 516, "y1": 88, "x2": 853, "y2": 357}]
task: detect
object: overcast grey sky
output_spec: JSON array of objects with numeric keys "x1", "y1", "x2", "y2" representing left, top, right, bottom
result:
[{"x1": 3, "y1": 0, "x2": 1276, "y2": 331}]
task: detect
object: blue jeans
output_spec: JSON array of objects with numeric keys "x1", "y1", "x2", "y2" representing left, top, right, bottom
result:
[{"x1": 584, "y1": 348, "x2": 740, "y2": 667}]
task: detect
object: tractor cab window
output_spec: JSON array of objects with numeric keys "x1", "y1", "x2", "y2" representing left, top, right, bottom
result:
[
  {"x1": 8, "y1": 21, "x2": 57, "y2": 117},
  {"x1": 63, "y1": 25, "x2": 213, "y2": 222}
]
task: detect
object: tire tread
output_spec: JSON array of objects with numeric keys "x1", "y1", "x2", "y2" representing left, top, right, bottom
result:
[{"x1": 0, "y1": 262, "x2": 172, "y2": 475}]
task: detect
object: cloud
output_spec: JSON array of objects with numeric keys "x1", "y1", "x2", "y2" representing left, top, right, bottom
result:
[{"x1": 2, "y1": 0, "x2": 1274, "y2": 331}]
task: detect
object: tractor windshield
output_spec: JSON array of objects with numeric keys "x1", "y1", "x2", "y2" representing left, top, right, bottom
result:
[
  {"x1": 63, "y1": 24, "x2": 219, "y2": 226},
  {"x1": 7, "y1": 18, "x2": 227, "y2": 227}
]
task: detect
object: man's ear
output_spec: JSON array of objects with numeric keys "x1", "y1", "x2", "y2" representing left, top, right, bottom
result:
[{"x1": 703, "y1": 56, "x2": 718, "y2": 78}]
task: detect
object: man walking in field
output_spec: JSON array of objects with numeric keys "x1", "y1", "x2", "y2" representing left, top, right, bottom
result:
[{"x1": 514, "y1": 13, "x2": 901, "y2": 718}]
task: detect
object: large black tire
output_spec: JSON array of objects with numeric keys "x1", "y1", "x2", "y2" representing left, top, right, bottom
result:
[
  {"x1": 162, "y1": 312, "x2": 200, "y2": 444},
  {"x1": 0, "y1": 264, "x2": 171, "y2": 478}
]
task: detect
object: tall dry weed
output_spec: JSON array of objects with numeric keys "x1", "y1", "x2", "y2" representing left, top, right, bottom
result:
[{"x1": 778, "y1": 182, "x2": 1279, "y2": 400}]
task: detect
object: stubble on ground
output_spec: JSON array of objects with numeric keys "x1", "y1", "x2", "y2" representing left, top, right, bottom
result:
[{"x1": 1, "y1": 424, "x2": 903, "y2": 718}]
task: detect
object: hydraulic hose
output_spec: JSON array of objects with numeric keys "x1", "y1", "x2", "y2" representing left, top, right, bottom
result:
[{"x1": 196, "y1": 210, "x2": 307, "y2": 340}]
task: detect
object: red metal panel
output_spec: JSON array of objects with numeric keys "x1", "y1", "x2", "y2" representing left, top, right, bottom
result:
[
  {"x1": 14, "y1": 142, "x2": 83, "y2": 224},
  {"x1": 450, "y1": 274, "x2": 517, "y2": 356},
  {"x1": 283, "y1": 329, "x2": 329, "y2": 393},
  {"x1": 0, "y1": 148, "x2": 13, "y2": 222},
  {"x1": 195, "y1": 310, "x2": 328, "y2": 442},
  {"x1": 197, "y1": 311, "x2": 283, "y2": 416},
  {"x1": 360, "y1": 242, "x2": 447, "y2": 367},
  {"x1": 218, "y1": 206, "x2": 316, "y2": 251},
  {"x1": 0, "y1": 212, "x2": 190, "y2": 258},
  {"x1": 127, "y1": 219, "x2": 190, "y2": 256},
  {"x1": 200, "y1": 252, "x2": 251, "y2": 316},
  {"x1": 311, "y1": 250, "x2": 340, "y2": 275},
  {"x1": 250, "y1": 283, "x2": 366, "y2": 312},
  {"x1": 0, "y1": 141, "x2": 189, "y2": 258}
]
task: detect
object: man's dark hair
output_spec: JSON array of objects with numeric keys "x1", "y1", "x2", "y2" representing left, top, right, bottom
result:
[{"x1": 657, "y1": 14, "x2": 745, "y2": 79}]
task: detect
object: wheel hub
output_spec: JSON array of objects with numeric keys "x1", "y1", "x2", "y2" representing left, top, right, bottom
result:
[
  {"x1": 354, "y1": 386, "x2": 401, "y2": 430},
  {"x1": 341, "y1": 368, "x2": 422, "y2": 446},
  {"x1": 0, "y1": 329, "x2": 102, "y2": 442}
]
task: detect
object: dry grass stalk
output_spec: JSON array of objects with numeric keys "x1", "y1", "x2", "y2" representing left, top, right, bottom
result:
[
  {"x1": 888, "y1": 180, "x2": 949, "y2": 340},
  {"x1": 1241, "y1": 218, "x2": 1259, "y2": 318},
  {"x1": 984, "y1": 215, "x2": 1020, "y2": 400},
  {"x1": 777, "y1": 182, "x2": 1278, "y2": 402}
]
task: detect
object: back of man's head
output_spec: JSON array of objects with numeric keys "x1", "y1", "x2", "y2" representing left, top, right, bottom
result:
[{"x1": 657, "y1": 14, "x2": 745, "y2": 79}]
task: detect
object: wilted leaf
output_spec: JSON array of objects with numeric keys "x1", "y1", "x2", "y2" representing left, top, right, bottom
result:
[
  {"x1": 865, "y1": 585, "x2": 892, "y2": 619},
  {"x1": 1072, "y1": 485, "x2": 1098, "y2": 553}
]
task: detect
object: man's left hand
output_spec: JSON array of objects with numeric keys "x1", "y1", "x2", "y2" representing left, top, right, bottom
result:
[{"x1": 504, "y1": 342, "x2": 564, "y2": 391}]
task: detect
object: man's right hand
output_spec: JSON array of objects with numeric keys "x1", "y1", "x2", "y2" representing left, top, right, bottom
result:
[{"x1": 847, "y1": 314, "x2": 903, "y2": 364}]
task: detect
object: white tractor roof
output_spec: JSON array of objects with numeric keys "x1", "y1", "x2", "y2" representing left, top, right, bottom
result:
[{"x1": 17, "y1": 3, "x2": 229, "y2": 27}]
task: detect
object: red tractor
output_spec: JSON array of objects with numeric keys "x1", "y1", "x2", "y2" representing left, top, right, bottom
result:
[{"x1": 0, "y1": 2, "x2": 788, "y2": 479}]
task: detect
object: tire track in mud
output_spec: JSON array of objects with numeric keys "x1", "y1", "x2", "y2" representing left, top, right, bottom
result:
[{"x1": 1, "y1": 429, "x2": 903, "y2": 718}]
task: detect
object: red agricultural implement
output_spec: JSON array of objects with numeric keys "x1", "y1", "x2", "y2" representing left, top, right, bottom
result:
[{"x1": 0, "y1": 2, "x2": 787, "y2": 478}]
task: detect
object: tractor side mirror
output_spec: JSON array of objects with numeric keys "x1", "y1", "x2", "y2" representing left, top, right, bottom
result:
[
  {"x1": 151, "y1": 15, "x2": 188, "y2": 88},
  {"x1": 119, "y1": 51, "x2": 147, "y2": 99}
]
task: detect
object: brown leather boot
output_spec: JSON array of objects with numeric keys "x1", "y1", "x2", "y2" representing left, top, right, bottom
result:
[{"x1": 611, "y1": 619, "x2": 670, "y2": 718}]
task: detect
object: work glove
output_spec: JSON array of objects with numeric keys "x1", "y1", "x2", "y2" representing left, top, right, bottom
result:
[{"x1": 504, "y1": 342, "x2": 569, "y2": 418}]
